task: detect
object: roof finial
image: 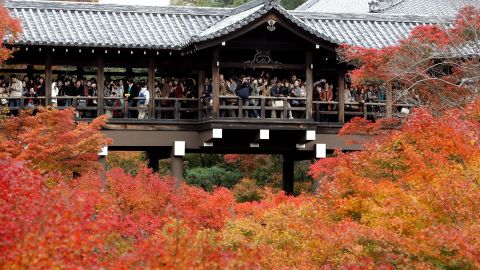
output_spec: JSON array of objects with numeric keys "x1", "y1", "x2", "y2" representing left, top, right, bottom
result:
[
  {"x1": 368, "y1": 0, "x2": 380, "y2": 12},
  {"x1": 264, "y1": 0, "x2": 280, "y2": 8}
]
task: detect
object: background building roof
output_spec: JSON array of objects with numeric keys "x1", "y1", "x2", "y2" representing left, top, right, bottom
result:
[
  {"x1": 369, "y1": 0, "x2": 480, "y2": 16},
  {"x1": 296, "y1": 0, "x2": 480, "y2": 17},
  {"x1": 296, "y1": 0, "x2": 372, "y2": 13}
]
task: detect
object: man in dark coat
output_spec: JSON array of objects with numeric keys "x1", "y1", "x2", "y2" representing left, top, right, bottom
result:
[{"x1": 124, "y1": 78, "x2": 139, "y2": 118}]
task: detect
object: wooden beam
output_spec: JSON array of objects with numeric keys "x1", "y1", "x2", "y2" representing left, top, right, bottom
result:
[
  {"x1": 212, "y1": 47, "x2": 220, "y2": 118},
  {"x1": 45, "y1": 53, "x2": 52, "y2": 106},
  {"x1": 338, "y1": 68, "x2": 346, "y2": 123},
  {"x1": 97, "y1": 55, "x2": 105, "y2": 116},
  {"x1": 225, "y1": 40, "x2": 307, "y2": 51},
  {"x1": 386, "y1": 82, "x2": 393, "y2": 118},
  {"x1": 148, "y1": 56, "x2": 156, "y2": 119},
  {"x1": 306, "y1": 50, "x2": 313, "y2": 120},
  {"x1": 220, "y1": 62, "x2": 306, "y2": 70}
]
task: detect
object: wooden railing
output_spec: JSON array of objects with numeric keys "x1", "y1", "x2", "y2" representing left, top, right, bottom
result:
[
  {"x1": 0, "y1": 95, "x2": 415, "y2": 122},
  {"x1": 219, "y1": 96, "x2": 307, "y2": 119}
]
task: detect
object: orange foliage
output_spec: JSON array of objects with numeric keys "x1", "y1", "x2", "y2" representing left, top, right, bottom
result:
[
  {"x1": 338, "y1": 7, "x2": 480, "y2": 111},
  {"x1": 2, "y1": 102, "x2": 480, "y2": 268},
  {"x1": 0, "y1": 1, "x2": 21, "y2": 63},
  {"x1": 0, "y1": 108, "x2": 111, "y2": 178}
]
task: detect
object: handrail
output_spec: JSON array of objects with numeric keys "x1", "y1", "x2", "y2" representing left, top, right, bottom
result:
[{"x1": 0, "y1": 94, "x2": 417, "y2": 122}]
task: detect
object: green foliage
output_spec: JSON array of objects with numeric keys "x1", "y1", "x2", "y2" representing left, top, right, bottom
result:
[
  {"x1": 249, "y1": 155, "x2": 282, "y2": 186},
  {"x1": 280, "y1": 0, "x2": 306, "y2": 10},
  {"x1": 232, "y1": 178, "x2": 264, "y2": 202},
  {"x1": 184, "y1": 153, "x2": 226, "y2": 169},
  {"x1": 106, "y1": 151, "x2": 146, "y2": 176},
  {"x1": 184, "y1": 166, "x2": 244, "y2": 191}
]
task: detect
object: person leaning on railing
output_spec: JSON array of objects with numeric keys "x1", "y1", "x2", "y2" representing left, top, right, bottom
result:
[
  {"x1": 137, "y1": 82, "x2": 150, "y2": 119},
  {"x1": 0, "y1": 80, "x2": 8, "y2": 107},
  {"x1": 250, "y1": 79, "x2": 260, "y2": 118},
  {"x1": 124, "y1": 78, "x2": 139, "y2": 118},
  {"x1": 8, "y1": 74, "x2": 23, "y2": 110}
]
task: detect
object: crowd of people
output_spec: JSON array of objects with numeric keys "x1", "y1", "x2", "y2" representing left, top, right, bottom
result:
[{"x1": 0, "y1": 72, "x2": 388, "y2": 120}]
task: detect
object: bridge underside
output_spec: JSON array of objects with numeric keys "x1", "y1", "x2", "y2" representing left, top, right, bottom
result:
[
  {"x1": 104, "y1": 119, "x2": 362, "y2": 155},
  {"x1": 102, "y1": 119, "x2": 364, "y2": 194}
]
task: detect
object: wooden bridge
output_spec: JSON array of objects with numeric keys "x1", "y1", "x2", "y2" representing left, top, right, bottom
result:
[{"x1": 0, "y1": 0, "x2": 419, "y2": 192}]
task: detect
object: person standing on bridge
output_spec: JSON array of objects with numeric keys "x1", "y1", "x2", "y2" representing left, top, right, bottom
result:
[
  {"x1": 137, "y1": 82, "x2": 150, "y2": 119},
  {"x1": 124, "y1": 78, "x2": 139, "y2": 118}
]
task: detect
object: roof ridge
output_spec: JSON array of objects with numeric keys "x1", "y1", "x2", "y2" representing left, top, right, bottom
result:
[
  {"x1": 231, "y1": 0, "x2": 264, "y2": 13},
  {"x1": 291, "y1": 10, "x2": 455, "y2": 22},
  {"x1": 369, "y1": 0, "x2": 406, "y2": 13},
  {"x1": 4, "y1": 0, "x2": 232, "y2": 15},
  {"x1": 294, "y1": 0, "x2": 320, "y2": 11}
]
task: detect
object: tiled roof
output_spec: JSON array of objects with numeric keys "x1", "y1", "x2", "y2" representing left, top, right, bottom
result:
[
  {"x1": 4, "y1": 0, "x2": 453, "y2": 50},
  {"x1": 370, "y1": 0, "x2": 480, "y2": 16},
  {"x1": 5, "y1": 0, "x2": 228, "y2": 49},
  {"x1": 293, "y1": 12, "x2": 450, "y2": 49},
  {"x1": 295, "y1": 0, "x2": 372, "y2": 13},
  {"x1": 186, "y1": 0, "x2": 340, "y2": 47}
]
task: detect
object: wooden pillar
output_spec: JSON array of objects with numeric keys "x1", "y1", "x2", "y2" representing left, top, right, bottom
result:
[
  {"x1": 26, "y1": 65, "x2": 34, "y2": 79},
  {"x1": 146, "y1": 151, "x2": 159, "y2": 173},
  {"x1": 98, "y1": 155, "x2": 107, "y2": 193},
  {"x1": 197, "y1": 69, "x2": 205, "y2": 119},
  {"x1": 76, "y1": 66, "x2": 84, "y2": 79},
  {"x1": 338, "y1": 69, "x2": 346, "y2": 123},
  {"x1": 148, "y1": 56, "x2": 156, "y2": 119},
  {"x1": 126, "y1": 67, "x2": 133, "y2": 78},
  {"x1": 305, "y1": 50, "x2": 313, "y2": 120},
  {"x1": 282, "y1": 155, "x2": 294, "y2": 195},
  {"x1": 170, "y1": 150, "x2": 184, "y2": 189},
  {"x1": 97, "y1": 55, "x2": 105, "y2": 116},
  {"x1": 211, "y1": 47, "x2": 220, "y2": 118},
  {"x1": 386, "y1": 82, "x2": 393, "y2": 118},
  {"x1": 45, "y1": 53, "x2": 53, "y2": 106}
]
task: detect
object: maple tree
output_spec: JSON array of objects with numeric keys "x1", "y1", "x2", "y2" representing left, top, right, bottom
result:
[
  {"x1": 338, "y1": 6, "x2": 480, "y2": 111},
  {"x1": 3, "y1": 6, "x2": 480, "y2": 263},
  {"x1": 0, "y1": 1, "x2": 21, "y2": 63},
  {"x1": 0, "y1": 108, "x2": 111, "y2": 180},
  {"x1": 2, "y1": 100, "x2": 480, "y2": 268}
]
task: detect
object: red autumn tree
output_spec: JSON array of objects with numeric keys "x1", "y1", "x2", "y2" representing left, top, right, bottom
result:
[
  {"x1": 0, "y1": 1, "x2": 21, "y2": 63},
  {"x1": 0, "y1": 109, "x2": 111, "y2": 179},
  {"x1": 308, "y1": 99, "x2": 480, "y2": 268},
  {"x1": 0, "y1": 104, "x2": 480, "y2": 268},
  {"x1": 339, "y1": 6, "x2": 480, "y2": 111}
]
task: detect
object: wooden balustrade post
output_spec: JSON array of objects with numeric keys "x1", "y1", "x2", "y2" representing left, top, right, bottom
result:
[
  {"x1": 45, "y1": 53, "x2": 52, "y2": 106},
  {"x1": 124, "y1": 99, "x2": 128, "y2": 119},
  {"x1": 174, "y1": 100, "x2": 180, "y2": 120},
  {"x1": 260, "y1": 97, "x2": 266, "y2": 119},
  {"x1": 97, "y1": 54, "x2": 105, "y2": 116},
  {"x1": 148, "y1": 56, "x2": 156, "y2": 119},
  {"x1": 338, "y1": 69, "x2": 346, "y2": 123},
  {"x1": 197, "y1": 69, "x2": 205, "y2": 119},
  {"x1": 386, "y1": 82, "x2": 393, "y2": 118},
  {"x1": 283, "y1": 98, "x2": 288, "y2": 119},
  {"x1": 211, "y1": 47, "x2": 220, "y2": 118},
  {"x1": 306, "y1": 50, "x2": 313, "y2": 120},
  {"x1": 238, "y1": 98, "x2": 243, "y2": 118}
]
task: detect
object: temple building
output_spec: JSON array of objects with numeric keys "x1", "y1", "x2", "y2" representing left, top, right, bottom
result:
[{"x1": 1, "y1": 0, "x2": 471, "y2": 191}]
